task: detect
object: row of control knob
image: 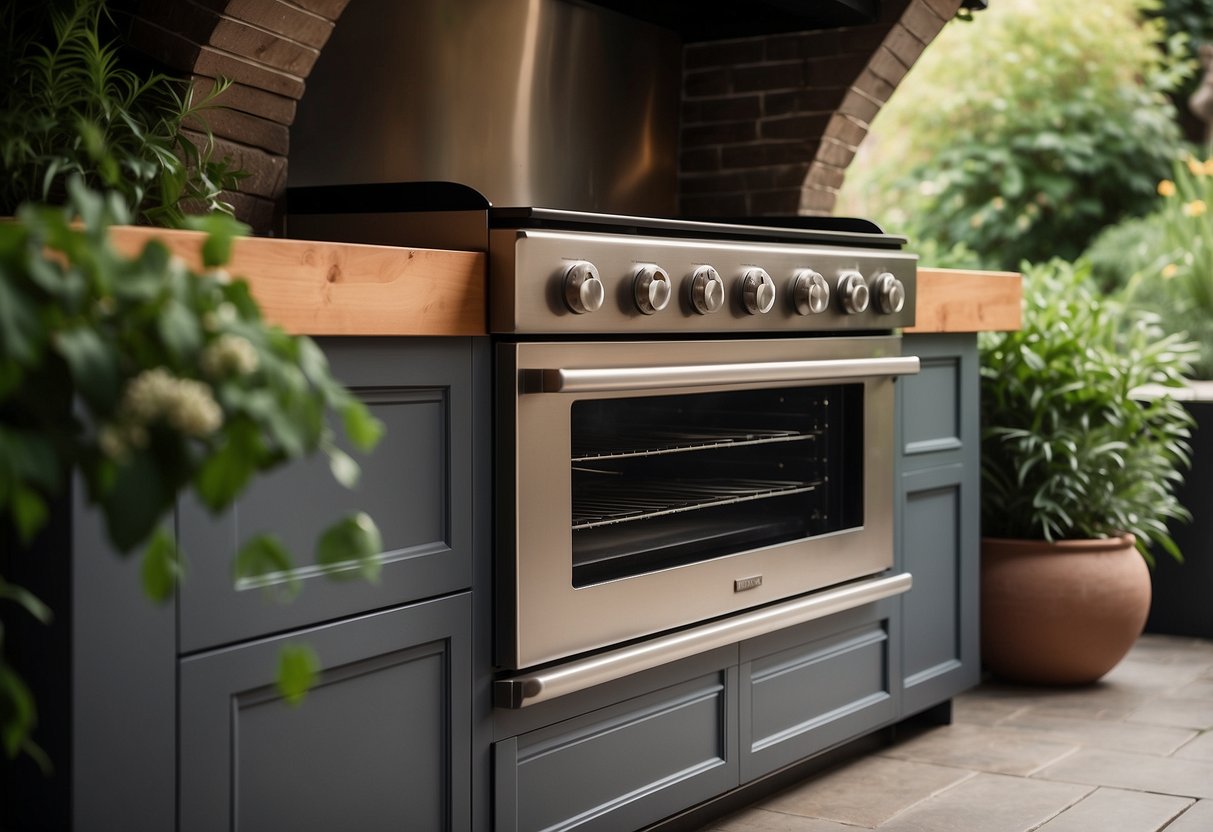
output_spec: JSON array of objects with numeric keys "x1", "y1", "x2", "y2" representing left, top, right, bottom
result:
[{"x1": 563, "y1": 261, "x2": 906, "y2": 317}]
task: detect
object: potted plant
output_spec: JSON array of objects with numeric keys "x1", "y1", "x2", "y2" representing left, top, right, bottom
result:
[{"x1": 978, "y1": 258, "x2": 1196, "y2": 684}]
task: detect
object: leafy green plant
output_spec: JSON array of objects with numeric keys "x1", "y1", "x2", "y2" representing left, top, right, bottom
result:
[
  {"x1": 980, "y1": 259, "x2": 1195, "y2": 561},
  {"x1": 0, "y1": 181, "x2": 384, "y2": 763},
  {"x1": 0, "y1": 0, "x2": 241, "y2": 225},
  {"x1": 839, "y1": 0, "x2": 1190, "y2": 270}
]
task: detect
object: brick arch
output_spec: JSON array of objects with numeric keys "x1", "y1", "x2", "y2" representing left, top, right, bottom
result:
[
  {"x1": 127, "y1": 0, "x2": 959, "y2": 231},
  {"x1": 679, "y1": 0, "x2": 964, "y2": 217}
]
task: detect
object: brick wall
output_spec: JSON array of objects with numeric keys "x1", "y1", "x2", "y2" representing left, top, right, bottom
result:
[
  {"x1": 126, "y1": 0, "x2": 960, "y2": 232},
  {"x1": 680, "y1": 0, "x2": 963, "y2": 217}
]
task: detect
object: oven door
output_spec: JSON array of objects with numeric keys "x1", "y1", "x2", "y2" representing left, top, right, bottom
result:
[{"x1": 497, "y1": 336, "x2": 918, "y2": 672}]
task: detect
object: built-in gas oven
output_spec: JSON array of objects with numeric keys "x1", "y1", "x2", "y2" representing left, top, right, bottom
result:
[{"x1": 287, "y1": 191, "x2": 918, "y2": 709}]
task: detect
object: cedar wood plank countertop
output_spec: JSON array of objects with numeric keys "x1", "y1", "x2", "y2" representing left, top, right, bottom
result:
[{"x1": 108, "y1": 228, "x2": 1019, "y2": 335}]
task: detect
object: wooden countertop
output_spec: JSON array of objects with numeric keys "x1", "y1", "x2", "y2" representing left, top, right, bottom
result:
[{"x1": 108, "y1": 228, "x2": 1019, "y2": 336}]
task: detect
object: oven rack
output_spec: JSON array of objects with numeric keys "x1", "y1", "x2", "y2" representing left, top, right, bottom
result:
[
  {"x1": 571, "y1": 477, "x2": 819, "y2": 530},
  {"x1": 572, "y1": 427, "x2": 820, "y2": 462}
]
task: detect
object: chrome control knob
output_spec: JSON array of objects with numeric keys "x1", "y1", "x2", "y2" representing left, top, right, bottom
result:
[
  {"x1": 741, "y1": 268, "x2": 777, "y2": 315},
  {"x1": 838, "y1": 270, "x2": 870, "y2": 315},
  {"x1": 633, "y1": 265, "x2": 672, "y2": 315},
  {"x1": 563, "y1": 261, "x2": 604, "y2": 314},
  {"x1": 792, "y1": 269, "x2": 830, "y2": 315},
  {"x1": 689, "y1": 265, "x2": 726, "y2": 314},
  {"x1": 875, "y1": 271, "x2": 906, "y2": 314}
]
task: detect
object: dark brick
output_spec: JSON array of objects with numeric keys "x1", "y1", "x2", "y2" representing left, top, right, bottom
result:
[
  {"x1": 747, "y1": 188, "x2": 801, "y2": 215},
  {"x1": 853, "y1": 68, "x2": 896, "y2": 104},
  {"x1": 764, "y1": 88, "x2": 847, "y2": 118},
  {"x1": 900, "y1": 1, "x2": 950, "y2": 44},
  {"x1": 684, "y1": 38, "x2": 765, "y2": 70},
  {"x1": 680, "y1": 147, "x2": 721, "y2": 173},
  {"x1": 181, "y1": 129, "x2": 288, "y2": 198},
  {"x1": 732, "y1": 61, "x2": 805, "y2": 93},
  {"x1": 721, "y1": 140, "x2": 813, "y2": 168},
  {"x1": 825, "y1": 113, "x2": 868, "y2": 148},
  {"x1": 682, "y1": 120, "x2": 758, "y2": 149},
  {"x1": 208, "y1": 18, "x2": 321, "y2": 76},
  {"x1": 764, "y1": 32, "x2": 840, "y2": 61},
  {"x1": 216, "y1": 189, "x2": 278, "y2": 233},
  {"x1": 803, "y1": 53, "x2": 869, "y2": 88},
  {"x1": 683, "y1": 95, "x2": 762, "y2": 125},
  {"x1": 684, "y1": 67, "x2": 732, "y2": 98},
  {"x1": 679, "y1": 192, "x2": 749, "y2": 217},
  {"x1": 885, "y1": 23, "x2": 928, "y2": 67},
  {"x1": 921, "y1": 0, "x2": 965, "y2": 22},
  {"x1": 798, "y1": 185, "x2": 838, "y2": 214},
  {"x1": 135, "y1": 1, "x2": 221, "y2": 44},
  {"x1": 192, "y1": 75, "x2": 298, "y2": 126},
  {"x1": 187, "y1": 106, "x2": 291, "y2": 156},
  {"x1": 816, "y1": 138, "x2": 857, "y2": 169},
  {"x1": 681, "y1": 171, "x2": 750, "y2": 195},
  {"x1": 868, "y1": 46, "x2": 910, "y2": 87},
  {"x1": 213, "y1": 0, "x2": 335, "y2": 49},
  {"x1": 128, "y1": 18, "x2": 202, "y2": 73},
  {"x1": 283, "y1": 0, "x2": 351, "y2": 20},
  {"x1": 837, "y1": 88, "x2": 881, "y2": 126},
  {"x1": 759, "y1": 113, "x2": 831, "y2": 141},
  {"x1": 876, "y1": 0, "x2": 915, "y2": 25},
  {"x1": 134, "y1": 20, "x2": 307, "y2": 98},
  {"x1": 806, "y1": 162, "x2": 846, "y2": 191},
  {"x1": 836, "y1": 26, "x2": 888, "y2": 56}
]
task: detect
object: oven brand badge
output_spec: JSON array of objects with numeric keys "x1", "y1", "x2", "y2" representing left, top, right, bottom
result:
[{"x1": 734, "y1": 575, "x2": 763, "y2": 593}]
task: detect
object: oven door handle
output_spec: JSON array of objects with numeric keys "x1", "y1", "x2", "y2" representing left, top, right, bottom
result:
[
  {"x1": 494, "y1": 572, "x2": 912, "y2": 708},
  {"x1": 528, "y1": 355, "x2": 920, "y2": 393}
]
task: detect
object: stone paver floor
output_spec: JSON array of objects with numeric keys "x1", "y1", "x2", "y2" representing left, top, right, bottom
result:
[{"x1": 701, "y1": 635, "x2": 1213, "y2": 832}]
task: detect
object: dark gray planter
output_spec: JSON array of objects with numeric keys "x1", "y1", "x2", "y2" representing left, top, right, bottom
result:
[{"x1": 1146, "y1": 397, "x2": 1213, "y2": 638}]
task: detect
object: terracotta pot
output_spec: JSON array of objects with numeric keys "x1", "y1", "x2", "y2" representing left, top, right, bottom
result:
[{"x1": 980, "y1": 534, "x2": 1150, "y2": 685}]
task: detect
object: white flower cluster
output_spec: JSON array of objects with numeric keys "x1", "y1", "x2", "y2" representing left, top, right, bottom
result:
[
  {"x1": 200, "y1": 333, "x2": 259, "y2": 378},
  {"x1": 98, "y1": 368, "x2": 223, "y2": 460}
]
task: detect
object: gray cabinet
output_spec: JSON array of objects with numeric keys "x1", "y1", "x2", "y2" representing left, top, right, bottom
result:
[
  {"x1": 896, "y1": 334, "x2": 981, "y2": 717},
  {"x1": 180, "y1": 593, "x2": 471, "y2": 832},
  {"x1": 178, "y1": 338, "x2": 475, "y2": 652}
]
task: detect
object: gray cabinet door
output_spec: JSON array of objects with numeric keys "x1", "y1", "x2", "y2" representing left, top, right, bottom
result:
[
  {"x1": 738, "y1": 600, "x2": 899, "y2": 783},
  {"x1": 896, "y1": 334, "x2": 981, "y2": 717},
  {"x1": 178, "y1": 338, "x2": 474, "y2": 652},
  {"x1": 179, "y1": 592, "x2": 471, "y2": 832}
]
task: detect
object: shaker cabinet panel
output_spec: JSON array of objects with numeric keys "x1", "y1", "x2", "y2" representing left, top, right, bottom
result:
[
  {"x1": 179, "y1": 593, "x2": 471, "y2": 832},
  {"x1": 738, "y1": 602, "x2": 898, "y2": 783},
  {"x1": 494, "y1": 670, "x2": 738, "y2": 832},
  {"x1": 178, "y1": 338, "x2": 474, "y2": 652},
  {"x1": 897, "y1": 334, "x2": 981, "y2": 718}
]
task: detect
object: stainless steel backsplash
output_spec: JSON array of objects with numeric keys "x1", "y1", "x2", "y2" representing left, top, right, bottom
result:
[{"x1": 289, "y1": 0, "x2": 682, "y2": 216}]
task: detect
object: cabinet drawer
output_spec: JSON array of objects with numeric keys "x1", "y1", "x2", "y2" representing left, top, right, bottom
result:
[
  {"x1": 179, "y1": 338, "x2": 475, "y2": 652},
  {"x1": 739, "y1": 603, "x2": 897, "y2": 782},
  {"x1": 495, "y1": 670, "x2": 738, "y2": 832},
  {"x1": 179, "y1": 593, "x2": 471, "y2": 832}
]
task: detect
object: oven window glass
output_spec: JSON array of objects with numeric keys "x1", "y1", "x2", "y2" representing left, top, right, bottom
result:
[{"x1": 570, "y1": 385, "x2": 863, "y2": 587}]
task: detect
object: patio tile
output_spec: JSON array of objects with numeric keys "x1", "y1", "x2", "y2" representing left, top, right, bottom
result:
[
  {"x1": 1173, "y1": 677, "x2": 1213, "y2": 701},
  {"x1": 1162, "y1": 799, "x2": 1213, "y2": 832},
  {"x1": 880, "y1": 723, "x2": 1079, "y2": 776},
  {"x1": 1125, "y1": 698, "x2": 1213, "y2": 731},
  {"x1": 708, "y1": 808, "x2": 862, "y2": 831},
  {"x1": 1121, "y1": 636, "x2": 1213, "y2": 666},
  {"x1": 1173, "y1": 730, "x2": 1213, "y2": 761},
  {"x1": 961, "y1": 682, "x2": 1145, "y2": 721},
  {"x1": 1033, "y1": 787, "x2": 1192, "y2": 832},
  {"x1": 1033, "y1": 748, "x2": 1213, "y2": 799},
  {"x1": 876, "y1": 773, "x2": 1091, "y2": 832},
  {"x1": 759, "y1": 756, "x2": 974, "y2": 828},
  {"x1": 951, "y1": 694, "x2": 1025, "y2": 726},
  {"x1": 997, "y1": 710, "x2": 1196, "y2": 755},
  {"x1": 1099, "y1": 657, "x2": 1208, "y2": 694}
]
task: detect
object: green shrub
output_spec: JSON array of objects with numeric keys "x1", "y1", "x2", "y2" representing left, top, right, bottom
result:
[
  {"x1": 840, "y1": 0, "x2": 1190, "y2": 270},
  {"x1": 979, "y1": 259, "x2": 1195, "y2": 559}
]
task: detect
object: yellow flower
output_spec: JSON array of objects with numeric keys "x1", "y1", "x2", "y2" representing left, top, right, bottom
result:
[
  {"x1": 1183, "y1": 200, "x2": 1207, "y2": 217},
  {"x1": 1158, "y1": 179, "x2": 1176, "y2": 197},
  {"x1": 1204, "y1": 159, "x2": 1213, "y2": 176},
  {"x1": 1188, "y1": 156, "x2": 1205, "y2": 176},
  {"x1": 1162, "y1": 263, "x2": 1179, "y2": 279}
]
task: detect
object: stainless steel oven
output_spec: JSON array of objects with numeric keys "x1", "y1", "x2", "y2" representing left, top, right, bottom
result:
[
  {"x1": 499, "y1": 335, "x2": 915, "y2": 672},
  {"x1": 287, "y1": 194, "x2": 920, "y2": 709}
]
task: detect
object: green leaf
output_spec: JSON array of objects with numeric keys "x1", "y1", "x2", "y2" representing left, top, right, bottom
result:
[
  {"x1": 315, "y1": 512, "x2": 383, "y2": 583},
  {"x1": 0, "y1": 579, "x2": 52, "y2": 625},
  {"x1": 157, "y1": 299, "x2": 203, "y2": 363},
  {"x1": 276, "y1": 643, "x2": 319, "y2": 706},
  {"x1": 182, "y1": 213, "x2": 250, "y2": 268},
  {"x1": 140, "y1": 526, "x2": 182, "y2": 603},
  {"x1": 233, "y1": 535, "x2": 299, "y2": 601},
  {"x1": 103, "y1": 449, "x2": 172, "y2": 552},
  {"x1": 193, "y1": 420, "x2": 261, "y2": 511},
  {"x1": 10, "y1": 486, "x2": 49, "y2": 545},
  {"x1": 55, "y1": 326, "x2": 121, "y2": 411},
  {"x1": 328, "y1": 447, "x2": 360, "y2": 489},
  {"x1": 0, "y1": 660, "x2": 38, "y2": 760},
  {"x1": 341, "y1": 401, "x2": 384, "y2": 452}
]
